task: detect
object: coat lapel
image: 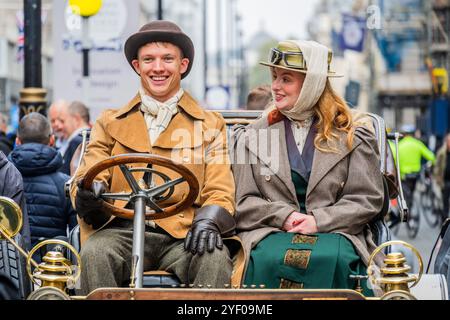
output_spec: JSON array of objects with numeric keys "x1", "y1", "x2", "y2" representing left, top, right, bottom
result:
[
  {"x1": 243, "y1": 115, "x2": 364, "y2": 209},
  {"x1": 108, "y1": 92, "x2": 205, "y2": 152},
  {"x1": 306, "y1": 131, "x2": 361, "y2": 197},
  {"x1": 108, "y1": 94, "x2": 152, "y2": 153},
  {"x1": 245, "y1": 117, "x2": 297, "y2": 202}
]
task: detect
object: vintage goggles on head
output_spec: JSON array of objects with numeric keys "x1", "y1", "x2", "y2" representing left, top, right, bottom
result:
[
  {"x1": 268, "y1": 47, "x2": 333, "y2": 72},
  {"x1": 268, "y1": 48, "x2": 307, "y2": 70}
]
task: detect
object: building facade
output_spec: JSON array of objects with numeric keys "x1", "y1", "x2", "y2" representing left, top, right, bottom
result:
[
  {"x1": 0, "y1": 0, "x2": 237, "y2": 122},
  {"x1": 0, "y1": 0, "x2": 53, "y2": 114},
  {"x1": 308, "y1": 0, "x2": 432, "y2": 132}
]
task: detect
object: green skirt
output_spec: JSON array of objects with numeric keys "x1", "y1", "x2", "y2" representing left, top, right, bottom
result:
[{"x1": 244, "y1": 232, "x2": 373, "y2": 296}]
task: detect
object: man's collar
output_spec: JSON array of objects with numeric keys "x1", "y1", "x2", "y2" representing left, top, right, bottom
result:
[
  {"x1": 177, "y1": 91, "x2": 205, "y2": 120},
  {"x1": 115, "y1": 93, "x2": 141, "y2": 118},
  {"x1": 115, "y1": 91, "x2": 205, "y2": 120}
]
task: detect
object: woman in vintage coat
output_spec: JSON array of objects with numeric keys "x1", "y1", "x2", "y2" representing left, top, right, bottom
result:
[{"x1": 231, "y1": 40, "x2": 384, "y2": 294}]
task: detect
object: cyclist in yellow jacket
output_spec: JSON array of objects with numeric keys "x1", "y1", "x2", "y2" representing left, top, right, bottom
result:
[
  {"x1": 389, "y1": 125, "x2": 436, "y2": 178},
  {"x1": 390, "y1": 125, "x2": 436, "y2": 207},
  {"x1": 397, "y1": 125, "x2": 436, "y2": 179}
]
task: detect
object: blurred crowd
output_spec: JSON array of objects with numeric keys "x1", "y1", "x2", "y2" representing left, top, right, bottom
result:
[{"x1": 0, "y1": 99, "x2": 91, "y2": 253}]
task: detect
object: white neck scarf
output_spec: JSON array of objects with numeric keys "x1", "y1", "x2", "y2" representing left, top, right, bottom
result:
[
  {"x1": 139, "y1": 87, "x2": 184, "y2": 144},
  {"x1": 279, "y1": 40, "x2": 329, "y2": 122}
]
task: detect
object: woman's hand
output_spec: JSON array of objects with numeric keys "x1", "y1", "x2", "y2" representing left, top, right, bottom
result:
[
  {"x1": 283, "y1": 212, "x2": 318, "y2": 234},
  {"x1": 283, "y1": 211, "x2": 304, "y2": 231}
]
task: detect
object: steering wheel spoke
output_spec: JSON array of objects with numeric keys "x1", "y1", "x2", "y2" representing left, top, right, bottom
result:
[
  {"x1": 147, "y1": 177, "x2": 186, "y2": 198},
  {"x1": 144, "y1": 198, "x2": 164, "y2": 213},
  {"x1": 119, "y1": 164, "x2": 142, "y2": 193},
  {"x1": 101, "y1": 192, "x2": 132, "y2": 202}
]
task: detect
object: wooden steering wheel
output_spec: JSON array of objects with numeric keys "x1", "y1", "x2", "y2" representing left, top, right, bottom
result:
[{"x1": 81, "y1": 153, "x2": 199, "y2": 220}]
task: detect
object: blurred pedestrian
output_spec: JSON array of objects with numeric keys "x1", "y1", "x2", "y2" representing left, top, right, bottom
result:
[
  {"x1": 0, "y1": 113, "x2": 13, "y2": 155},
  {"x1": 48, "y1": 99, "x2": 70, "y2": 154},
  {"x1": 0, "y1": 150, "x2": 31, "y2": 249},
  {"x1": 8, "y1": 112, "x2": 77, "y2": 249},
  {"x1": 246, "y1": 85, "x2": 272, "y2": 110},
  {"x1": 60, "y1": 101, "x2": 91, "y2": 175},
  {"x1": 434, "y1": 133, "x2": 450, "y2": 219},
  {"x1": 7, "y1": 95, "x2": 19, "y2": 143}
]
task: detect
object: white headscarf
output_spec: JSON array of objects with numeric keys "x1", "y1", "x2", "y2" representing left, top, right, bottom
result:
[{"x1": 279, "y1": 40, "x2": 329, "y2": 122}]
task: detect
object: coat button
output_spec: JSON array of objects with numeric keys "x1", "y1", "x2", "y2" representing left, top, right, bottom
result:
[
  {"x1": 265, "y1": 175, "x2": 271, "y2": 182},
  {"x1": 340, "y1": 182, "x2": 345, "y2": 188},
  {"x1": 179, "y1": 214, "x2": 184, "y2": 218}
]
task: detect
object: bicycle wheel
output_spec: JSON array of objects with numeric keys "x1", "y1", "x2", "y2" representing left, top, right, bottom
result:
[
  {"x1": 406, "y1": 188, "x2": 420, "y2": 239},
  {"x1": 422, "y1": 188, "x2": 440, "y2": 228}
]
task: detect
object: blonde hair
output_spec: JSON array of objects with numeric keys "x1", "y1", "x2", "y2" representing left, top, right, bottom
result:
[{"x1": 314, "y1": 80, "x2": 354, "y2": 153}]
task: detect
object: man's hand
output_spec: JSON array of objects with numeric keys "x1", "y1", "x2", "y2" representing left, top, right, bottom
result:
[
  {"x1": 283, "y1": 212, "x2": 318, "y2": 234},
  {"x1": 184, "y1": 205, "x2": 235, "y2": 256},
  {"x1": 184, "y1": 219, "x2": 222, "y2": 256},
  {"x1": 75, "y1": 180, "x2": 111, "y2": 230}
]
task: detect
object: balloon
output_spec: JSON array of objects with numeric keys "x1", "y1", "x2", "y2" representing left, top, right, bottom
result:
[{"x1": 69, "y1": 0, "x2": 102, "y2": 17}]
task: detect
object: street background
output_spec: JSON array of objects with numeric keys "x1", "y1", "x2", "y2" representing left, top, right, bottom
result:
[{"x1": 0, "y1": 0, "x2": 449, "y2": 278}]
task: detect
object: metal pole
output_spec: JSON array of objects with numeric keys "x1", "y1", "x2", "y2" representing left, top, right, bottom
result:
[
  {"x1": 81, "y1": 17, "x2": 90, "y2": 105},
  {"x1": 20, "y1": 0, "x2": 47, "y2": 119},
  {"x1": 226, "y1": 0, "x2": 233, "y2": 106},
  {"x1": 230, "y1": 0, "x2": 237, "y2": 107},
  {"x1": 367, "y1": 0, "x2": 378, "y2": 115},
  {"x1": 216, "y1": 0, "x2": 223, "y2": 86},
  {"x1": 237, "y1": 19, "x2": 247, "y2": 108},
  {"x1": 131, "y1": 195, "x2": 146, "y2": 288},
  {"x1": 203, "y1": 0, "x2": 208, "y2": 98},
  {"x1": 24, "y1": 0, "x2": 41, "y2": 88},
  {"x1": 157, "y1": 0, "x2": 163, "y2": 20}
]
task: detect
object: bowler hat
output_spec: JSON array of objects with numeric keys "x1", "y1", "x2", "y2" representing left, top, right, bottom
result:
[
  {"x1": 124, "y1": 20, "x2": 195, "y2": 79},
  {"x1": 260, "y1": 41, "x2": 342, "y2": 77}
]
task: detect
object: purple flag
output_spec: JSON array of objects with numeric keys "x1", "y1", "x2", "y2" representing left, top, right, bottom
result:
[{"x1": 340, "y1": 14, "x2": 366, "y2": 52}]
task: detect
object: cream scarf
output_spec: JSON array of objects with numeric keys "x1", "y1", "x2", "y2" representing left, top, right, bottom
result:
[
  {"x1": 139, "y1": 88, "x2": 184, "y2": 144},
  {"x1": 279, "y1": 40, "x2": 329, "y2": 122}
]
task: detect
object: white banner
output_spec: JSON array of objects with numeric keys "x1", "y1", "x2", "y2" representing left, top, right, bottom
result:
[{"x1": 52, "y1": 0, "x2": 139, "y2": 121}]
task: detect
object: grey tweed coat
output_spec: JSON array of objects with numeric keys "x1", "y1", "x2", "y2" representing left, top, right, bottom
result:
[{"x1": 230, "y1": 115, "x2": 385, "y2": 274}]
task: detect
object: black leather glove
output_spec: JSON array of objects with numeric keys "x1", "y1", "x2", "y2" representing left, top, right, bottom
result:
[
  {"x1": 75, "y1": 180, "x2": 111, "y2": 230},
  {"x1": 184, "y1": 205, "x2": 236, "y2": 256}
]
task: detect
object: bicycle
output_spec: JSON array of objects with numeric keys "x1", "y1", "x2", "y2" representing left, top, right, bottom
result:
[
  {"x1": 416, "y1": 163, "x2": 444, "y2": 228},
  {"x1": 401, "y1": 173, "x2": 421, "y2": 239},
  {"x1": 388, "y1": 178, "x2": 420, "y2": 239}
]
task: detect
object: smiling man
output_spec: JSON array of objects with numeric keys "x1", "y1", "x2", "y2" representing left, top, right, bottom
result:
[{"x1": 70, "y1": 21, "x2": 238, "y2": 295}]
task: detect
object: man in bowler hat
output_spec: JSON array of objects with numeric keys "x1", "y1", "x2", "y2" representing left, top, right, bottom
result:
[{"x1": 70, "y1": 21, "x2": 237, "y2": 295}]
